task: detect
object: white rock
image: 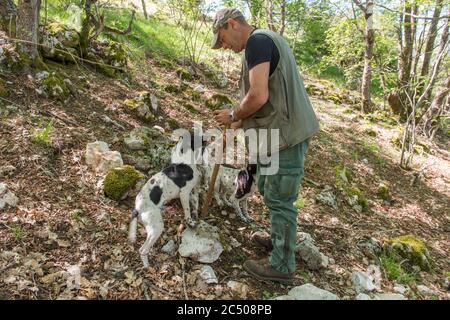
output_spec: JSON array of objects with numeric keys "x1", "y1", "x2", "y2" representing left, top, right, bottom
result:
[
  {"x1": 178, "y1": 220, "x2": 224, "y2": 263},
  {"x1": 373, "y1": 293, "x2": 406, "y2": 300},
  {"x1": 352, "y1": 271, "x2": 377, "y2": 293},
  {"x1": 227, "y1": 281, "x2": 248, "y2": 298},
  {"x1": 199, "y1": 265, "x2": 218, "y2": 284},
  {"x1": 0, "y1": 183, "x2": 7, "y2": 195},
  {"x1": 298, "y1": 232, "x2": 314, "y2": 244},
  {"x1": 315, "y1": 190, "x2": 338, "y2": 209},
  {"x1": 417, "y1": 285, "x2": 436, "y2": 296},
  {"x1": 36, "y1": 71, "x2": 50, "y2": 81},
  {"x1": 3, "y1": 191, "x2": 19, "y2": 207},
  {"x1": 193, "y1": 84, "x2": 206, "y2": 93},
  {"x1": 356, "y1": 293, "x2": 372, "y2": 300},
  {"x1": 296, "y1": 241, "x2": 329, "y2": 270},
  {"x1": 150, "y1": 94, "x2": 158, "y2": 112},
  {"x1": 366, "y1": 265, "x2": 382, "y2": 291},
  {"x1": 286, "y1": 284, "x2": 339, "y2": 300},
  {"x1": 161, "y1": 240, "x2": 176, "y2": 253},
  {"x1": 85, "y1": 141, "x2": 123, "y2": 174},
  {"x1": 394, "y1": 284, "x2": 408, "y2": 294}
]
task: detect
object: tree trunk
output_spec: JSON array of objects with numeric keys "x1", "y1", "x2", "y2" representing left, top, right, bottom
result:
[
  {"x1": 266, "y1": 0, "x2": 275, "y2": 32},
  {"x1": 141, "y1": 0, "x2": 148, "y2": 19},
  {"x1": 80, "y1": 0, "x2": 93, "y2": 58},
  {"x1": 420, "y1": 75, "x2": 450, "y2": 139},
  {"x1": 279, "y1": 0, "x2": 286, "y2": 36},
  {"x1": 361, "y1": 1, "x2": 374, "y2": 113},
  {"x1": 0, "y1": 0, "x2": 16, "y2": 35},
  {"x1": 419, "y1": 0, "x2": 443, "y2": 84},
  {"x1": 423, "y1": 18, "x2": 449, "y2": 104},
  {"x1": 16, "y1": 0, "x2": 40, "y2": 61},
  {"x1": 398, "y1": 1, "x2": 413, "y2": 88}
]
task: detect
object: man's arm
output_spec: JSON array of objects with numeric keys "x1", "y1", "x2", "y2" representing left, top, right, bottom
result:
[
  {"x1": 213, "y1": 62, "x2": 270, "y2": 125},
  {"x1": 234, "y1": 61, "x2": 270, "y2": 120}
]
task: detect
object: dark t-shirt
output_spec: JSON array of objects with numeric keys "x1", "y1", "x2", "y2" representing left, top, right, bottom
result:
[{"x1": 245, "y1": 31, "x2": 280, "y2": 76}]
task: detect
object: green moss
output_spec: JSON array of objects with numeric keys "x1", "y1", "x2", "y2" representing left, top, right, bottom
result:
[
  {"x1": 166, "y1": 118, "x2": 179, "y2": 129},
  {"x1": 294, "y1": 197, "x2": 305, "y2": 209},
  {"x1": 159, "y1": 59, "x2": 173, "y2": 69},
  {"x1": 347, "y1": 186, "x2": 368, "y2": 210},
  {"x1": 363, "y1": 127, "x2": 377, "y2": 137},
  {"x1": 176, "y1": 68, "x2": 193, "y2": 81},
  {"x1": 164, "y1": 84, "x2": 181, "y2": 93},
  {"x1": 183, "y1": 102, "x2": 199, "y2": 114},
  {"x1": 42, "y1": 73, "x2": 69, "y2": 100},
  {"x1": 377, "y1": 183, "x2": 391, "y2": 201},
  {"x1": 103, "y1": 165, "x2": 144, "y2": 201},
  {"x1": 185, "y1": 89, "x2": 201, "y2": 101},
  {"x1": 0, "y1": 79, "x2": 9, "y2": 98},
  {"x1": 388, "y1": 235, "x2": 431, "y2": 271},
  {"x1": 205, "y1": 94, "x2": 233, "y2": 110},
  {"x1": 123, "y1": 98, "x2": 138, "y2": 109}
]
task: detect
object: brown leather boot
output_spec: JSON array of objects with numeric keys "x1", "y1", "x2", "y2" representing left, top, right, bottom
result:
[
  {"x1": 243, "y1": 258, "x2": 294, "y2": 284},
  {"x1": 250, "y1": 231, "x2": 273, "y2": 251}
]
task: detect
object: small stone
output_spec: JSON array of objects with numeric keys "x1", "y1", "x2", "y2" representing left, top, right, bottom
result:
[
  {"x1": 373, "y1": 293, "x2": 406, "y2": 300},
  {"x1": 417, "y1": 285, "x2": 436, "y2": 297},
  {"x1": 286, "y1": 284, "x2": 339, "y2": 300},
  {"x1": 221, "y1": 210, "x2": 227, "y2": 216},
  {"x1": 352, "y1": 271, "x2": 377, "y2": 293},
  {"x1": 355, "y1": 293, "x2": 372, "y2": 300},
  {"x1": 199, "y1": 265, "x2": 218, "y2": 284},
  {"x1": 394, "y1": 284, "x2": 408, "y2": 295},
  {"x1": 227, "y1": 281, "x2": 248, "y2": 298},
  {"x1": 161, "y1": 240, "x2": 176, "y2": 253}
]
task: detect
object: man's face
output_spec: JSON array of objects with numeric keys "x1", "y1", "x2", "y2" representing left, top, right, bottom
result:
[{"x1": 217, "y1": 21, "x2": 243, "y2": 53}]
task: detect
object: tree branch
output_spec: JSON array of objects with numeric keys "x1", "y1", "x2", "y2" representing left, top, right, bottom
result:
[{"x1": 374, "y1": 2, "x2": 450, "y2": 20}]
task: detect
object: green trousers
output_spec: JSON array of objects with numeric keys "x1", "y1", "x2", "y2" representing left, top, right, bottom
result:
[{"x1": 257, "y1": 138, "x2": 310, "y2": 274}]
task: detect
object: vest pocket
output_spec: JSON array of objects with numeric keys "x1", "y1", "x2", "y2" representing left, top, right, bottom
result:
[{"x1": 280, "y1": 72, "x2": 290, "y2": 120}]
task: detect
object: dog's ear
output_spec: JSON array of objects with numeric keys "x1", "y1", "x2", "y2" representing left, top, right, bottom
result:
[
  {"x1": 247, "y1": 164, "x2": 257, "y2": 175},
  {"x1": 235, "y1": 169, "x2": 253, "y2": 199}
]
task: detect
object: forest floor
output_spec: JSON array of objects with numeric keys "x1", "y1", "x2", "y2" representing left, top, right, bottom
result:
[{"x1": 0, "y1": 47, "x2": 449, "y2": 300}]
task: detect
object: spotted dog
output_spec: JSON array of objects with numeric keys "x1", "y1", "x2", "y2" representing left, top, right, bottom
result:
[
  {"x1": 202, "y1": 163, "x2": 258, "y2": 223},
  {"x1": 128, "y1": 136, "x2": 203, "y2": 267}
]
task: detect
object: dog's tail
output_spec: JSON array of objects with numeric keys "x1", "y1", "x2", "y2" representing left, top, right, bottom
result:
[{"x1": 128, "y1": 209, "x2": 139, "y2": 243}]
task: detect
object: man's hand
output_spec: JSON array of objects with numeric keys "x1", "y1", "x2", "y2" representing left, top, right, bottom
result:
[{"x1": 213, "y1": 109, "x2": 233, "y2": 125}]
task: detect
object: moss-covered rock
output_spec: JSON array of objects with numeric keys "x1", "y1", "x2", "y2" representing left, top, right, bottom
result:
[
  {"x1": 386, "y1": 235, "x2": 431, "y2": 272},
  {"x1": 123, "y1": 91, "x2": 156, "y2": 122},
  {"x1": 176, "y1": 67, "x2": 193, "y2": 81},
  {"x1": 377, "y1": 183, "x2": 391, "y2": 201},
  {"x1": 41, "y1": 72, "x2": 70, "y2": 101},
  {"x1": 40, "y1": 22, "x2": 79, "y2": 63},
  {"x1": 164, "y1": 84, "x2": 181, "y2": 93},
  {"x1": 103, "y1": 165, "x2": 145, "y2": 201},
  {"x1": 205, "y1": 94, "x2": 233, "y2": 110},
  {"x1": 1, "y1": 45, "x2": 32, "y2": 72},
  {"x1": 346, "y1": 186, "x2": 368, "y2": 211}
]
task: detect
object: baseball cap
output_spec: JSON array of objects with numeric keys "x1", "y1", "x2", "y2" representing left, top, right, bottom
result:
[{"x1": 211, "y1": 8, "x2": 245, "y2": 49}]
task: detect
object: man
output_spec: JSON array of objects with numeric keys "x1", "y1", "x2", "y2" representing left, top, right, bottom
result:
[{"x1": 211, "y1": 8, "x2": 320, "y2": 284}]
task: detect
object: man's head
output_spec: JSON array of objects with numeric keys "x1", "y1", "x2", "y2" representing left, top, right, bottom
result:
[{"x1": 211, "y1": 8, "x2": 250, "y2": 53}]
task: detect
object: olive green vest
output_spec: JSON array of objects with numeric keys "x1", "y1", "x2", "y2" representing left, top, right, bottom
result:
[{"x1": 240, "y1": 29, "x2": 320, "y2": 152}]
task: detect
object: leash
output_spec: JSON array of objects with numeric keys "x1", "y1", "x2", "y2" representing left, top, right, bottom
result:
[{"x1": 201, "y1": 124, "x2": 230, "y2": 217}]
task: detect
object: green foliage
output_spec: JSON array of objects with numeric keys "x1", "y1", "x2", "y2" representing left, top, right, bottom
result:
[
  {"x1": 262, "y1": 290, "x2": 278, "y2": 300},
  {"x1": 31, "y1": 120, "x2": 54, "y2": 147},
  {"x1": 11, "y1": 225, "x2": 26, "y2": 241},
  {"x1": 381, "y1": 252, "x2": 418, "y2": 285}
]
